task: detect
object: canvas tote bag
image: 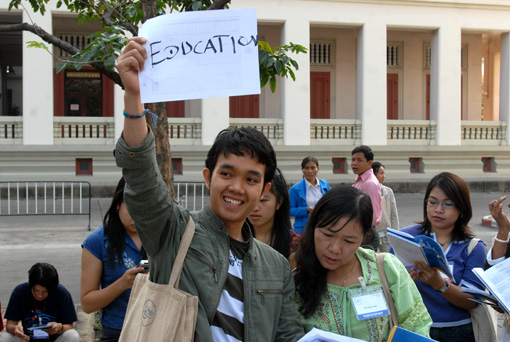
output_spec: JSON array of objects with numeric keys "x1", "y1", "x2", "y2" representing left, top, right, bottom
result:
[{"x1": 119, "y1": 217, "x2": 198, "y2": 342}]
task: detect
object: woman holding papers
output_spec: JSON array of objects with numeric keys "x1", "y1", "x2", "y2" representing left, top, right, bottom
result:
[
  {"x1": 293, "y1": 186, "x2": 432, "y2": 341},
  {"x1": 486, "y1": 195, "x2": 510, "y2": 341},
  {"x1": 394, "y1": 172, "x2": 487, "y2": 342}
]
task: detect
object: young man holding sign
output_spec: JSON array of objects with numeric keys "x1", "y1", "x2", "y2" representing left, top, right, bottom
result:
[{"x1": 114, "y1": 36, "x2": 304, "y2": 342}]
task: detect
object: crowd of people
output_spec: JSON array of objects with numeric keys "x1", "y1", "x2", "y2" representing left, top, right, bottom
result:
[{"x1": 1, "y1": 36, "x2": 509, "y2": 342}]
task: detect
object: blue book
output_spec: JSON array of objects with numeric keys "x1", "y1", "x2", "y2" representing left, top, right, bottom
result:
[
  {"x1": 388, "y1": 326, "x2": 438, "y2": 342},
  {"x1": 387, "y1": 227, "x2": 455, "y2": 283}
]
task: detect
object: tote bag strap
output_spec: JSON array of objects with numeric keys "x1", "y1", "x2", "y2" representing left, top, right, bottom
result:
[
  {"x1": 169, "y1": 216, "x2": 196, "y2": 288},
  {"x1": 376, "y1": 252, "x2": 398, "y2": 328}
]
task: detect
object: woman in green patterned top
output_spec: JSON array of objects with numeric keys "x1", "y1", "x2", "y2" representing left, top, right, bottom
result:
[{"x1": 293, "y1": 186, "x2": 432, "y2": 341}]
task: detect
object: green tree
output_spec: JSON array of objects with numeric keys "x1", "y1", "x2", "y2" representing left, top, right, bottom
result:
[{"x1": 1, "y1": 0, "x2": 306, "y2": 195}]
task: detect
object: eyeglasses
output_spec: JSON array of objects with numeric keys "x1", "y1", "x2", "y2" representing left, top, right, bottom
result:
[{"x1": 426, "y1": 199, "x2": 456, "y2": 209}]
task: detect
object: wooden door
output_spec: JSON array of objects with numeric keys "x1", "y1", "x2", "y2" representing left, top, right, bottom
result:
[
  {"x1": 310, "y1": 72, "x2": 330, "y2": 119},
  {"x1": 426, "y1": 74, "x2": 431, "y2": 120},
  {"x1": 387, "y1": 73, "x2": 398, "y2": 120},
  {"x1": 166, "y1": 101, "x2": 185, "y2": 117},
  {"x1": 229, "y1": 95, "x2": 259, "y2": 118}
]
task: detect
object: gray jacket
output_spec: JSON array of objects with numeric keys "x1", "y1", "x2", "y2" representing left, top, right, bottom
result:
[{"x1": 115, "y1": 130, "x2": 304, "y2": 342}]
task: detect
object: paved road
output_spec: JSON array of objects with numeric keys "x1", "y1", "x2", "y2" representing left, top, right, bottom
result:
[{"x1": 0, "y1": 191, "x2": 506, "y2": 308}]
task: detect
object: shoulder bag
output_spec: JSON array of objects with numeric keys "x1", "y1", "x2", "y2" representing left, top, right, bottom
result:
[
  {"x1": 119, "y1": 217, "x2": 198, "y2": 342},
  {"x1": 376, "y1": 252, "x2": 398, "y2": 328},
  {"x1": 468, "y1": 238, "x2": 498, "y2": 342}
]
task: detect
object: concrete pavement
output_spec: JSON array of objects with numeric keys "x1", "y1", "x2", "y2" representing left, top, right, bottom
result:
[{"x1": 0, "y1": 190, "x2": 509, "y2": 340}]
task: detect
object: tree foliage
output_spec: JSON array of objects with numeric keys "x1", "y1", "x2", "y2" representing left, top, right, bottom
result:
[{"x1": 6, "y1": 0, "x2": 306, "y2": 92}]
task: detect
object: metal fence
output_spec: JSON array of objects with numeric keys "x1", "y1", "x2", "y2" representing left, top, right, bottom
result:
[
  {"x1": 174, "y1": 182, "x2": 209, "y2": 211},
  {"x1": 0, "y1": 181, "x2": 208, "y2": 231},
  {"x1": 0, "y1": 181, "x2": 91, "y2": 230}
]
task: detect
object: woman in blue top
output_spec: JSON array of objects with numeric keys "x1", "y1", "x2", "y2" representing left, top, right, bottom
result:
[
  {"x1": 289, "y1": 156, "x2": 331, "y2": 234},
  {"x1": 391, "y1": 172, "x2": 487, "y2": 342},
  {"x1": 81, "y1": 177, "x2": 147, "y2": 342}
]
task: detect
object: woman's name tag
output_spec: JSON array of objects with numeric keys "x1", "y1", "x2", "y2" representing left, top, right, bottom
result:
[{"x1": 349, "y1": 286, "x2": 389, "y2": 320}]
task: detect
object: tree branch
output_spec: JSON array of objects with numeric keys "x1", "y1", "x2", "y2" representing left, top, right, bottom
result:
[
  {"x1": 209, "y1": 0, "x2": 230, "y2": 10},
  {"x1": 0, "y1": 22, "x2": 123, "y2": 88},
  {"x1": 102, "y1": 7, "x2": 138, "y2": 36}
]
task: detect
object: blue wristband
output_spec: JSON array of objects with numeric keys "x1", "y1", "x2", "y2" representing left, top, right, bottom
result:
[{"x1": 123, "y1": 108, "x2": 158, "y2": 127}]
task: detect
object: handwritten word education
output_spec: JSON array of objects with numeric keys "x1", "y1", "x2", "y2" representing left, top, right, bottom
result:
[{"x1": 149, "y1": 35, "x2": 258, "y2": 66}]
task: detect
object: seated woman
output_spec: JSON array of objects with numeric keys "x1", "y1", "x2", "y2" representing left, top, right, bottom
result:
[
  {"x1": 0, "y1": 263, "x2": 79, "y2": 342},
  {"x1": 391, "y1": 172, "x2": 487, "y2": 342},
  {"x1": 81, "y1": 177, "x2": 147, "y2": 342},
  {"x1": 249, "y1": 168, "x2": 301, "y2": 262},
  {"x1": 289, "y1": 156, "x2": 331, "y2": 234},
  {"x1": 294, "y1": 186, "x2": 431, "y2": 341}
]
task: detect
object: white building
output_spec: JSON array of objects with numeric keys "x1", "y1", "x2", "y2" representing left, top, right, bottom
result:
[{"x1": 1, "y1": 0, "x2": 510, "y2": 185}]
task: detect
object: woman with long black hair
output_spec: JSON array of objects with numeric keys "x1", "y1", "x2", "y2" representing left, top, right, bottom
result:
[
  {"x1": 80, "y1": 177, "x2": 147, "y2": 342},
  {"x1": 249, "y1": 168, "x2": 301, "y2": 260},
  {"x1": 294, "y1": 186, "x2": 431, "y2": 341}
]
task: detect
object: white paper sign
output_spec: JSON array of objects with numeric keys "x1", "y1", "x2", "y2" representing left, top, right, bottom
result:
[{"x1": 138, "y1": 8, "x2": 260, "y2": 103}]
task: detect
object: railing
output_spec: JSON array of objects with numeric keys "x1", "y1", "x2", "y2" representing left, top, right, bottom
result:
[
  {"x1": 174, "y1": 182, "x2": 208, "y2": 211},
  {"x1": 2, "y1": 117, "x2": 509, "y2": 146},
  {"x1": 229, "y1": 118, "x2": 283, "y2": 144},
  {"x1": 310, "y1": 119, "x2": 361, "y2": 145},
  {"x1": 0, "y1": 116, "x2": 23, "y2": 143},
  {"x1": 461, "y1": 121, "x2": 507, "y2": 145},
  {"x1": 0, "y1": 181, "x2": 91, "y2": 230},
  {"x1": 387, "y1": 120, "x2": 436, "y2": 145},
  {"x1": 168, "y1": 117, "x2": 202, "y2": 145},
  {"x1": 53, "y1": 117, "x2": 116, "y2": 144}
]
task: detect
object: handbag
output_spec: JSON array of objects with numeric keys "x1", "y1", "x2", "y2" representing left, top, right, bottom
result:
[
  {"x1": 119, "y1": 217, "x2": 198, "y2": 342},
  {"x1": 376, "y1": 253, "x2": 398, "y2": 328},
  {"x1": 467, "y1": 238, "x2": 498, "y2": 342}
]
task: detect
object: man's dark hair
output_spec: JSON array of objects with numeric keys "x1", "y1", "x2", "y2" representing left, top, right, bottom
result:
[
  {"x1": 28, "y1": 263, "x2": 59, "y2": 292},
  {"x1": 205, "y1": 126, "x2": 276, "y2": 186},
  {"x1": 351, "y1": 145, "x2": 374, "y2": 161}
]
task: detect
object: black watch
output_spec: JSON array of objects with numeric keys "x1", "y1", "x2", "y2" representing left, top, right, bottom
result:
[{"x1": 436, "y1": 280, "x2": 450, "y2": 293}]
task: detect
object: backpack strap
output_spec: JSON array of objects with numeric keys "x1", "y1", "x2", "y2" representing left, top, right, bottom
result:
[{"x1": 376, "y1": 253, "x2": 398, "y2": 328}]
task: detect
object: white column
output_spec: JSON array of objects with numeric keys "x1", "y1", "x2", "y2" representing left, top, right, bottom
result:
[
  {"x1": 500, "y1": 32, "x2": 510, "y2": 145},
  {"x1": 430, "y1": 25, "x2": 462, "y2": 145},
  {"x1": 114, "y1": 84, "x2": 124, "y2": 141},
  {"x1": 356, "y1": 22, "x2": 387, "y2": 146},
  {"x1": 22, "y1": 10, "x2": 53, "y2": 145},
  {"x1": 201, "y1": 97, "x2": 229, "y2": 145},
  {"x1": 281, "y1": 18, "x2": 310, "y2": 146}
]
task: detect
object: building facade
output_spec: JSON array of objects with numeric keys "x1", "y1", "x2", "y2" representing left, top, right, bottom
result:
[{"x1": 1, "y1": 0, "x2": 510, "y2": 185}]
